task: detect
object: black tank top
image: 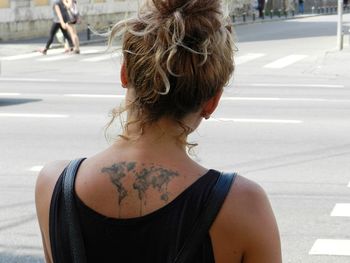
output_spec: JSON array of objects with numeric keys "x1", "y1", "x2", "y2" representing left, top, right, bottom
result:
[{"x1": 50, "y1": 168, "x2": 226, "y2": 263}]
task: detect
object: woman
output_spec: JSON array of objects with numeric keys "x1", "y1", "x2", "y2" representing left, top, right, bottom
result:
[
  {"x1": 40, "y1": 0, "x2": 74, "y2": 55},
  {"x1": 35, "y1": 0, "x2": 282, "y2": 262},
  {"x1": 63, "y1": 0, "x2": 80, "y2": 54}
]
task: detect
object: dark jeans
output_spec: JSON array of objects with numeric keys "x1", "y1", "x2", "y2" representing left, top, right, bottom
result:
[{"x1": 45, "y1": 22, "x2": 74, "y2": 50}]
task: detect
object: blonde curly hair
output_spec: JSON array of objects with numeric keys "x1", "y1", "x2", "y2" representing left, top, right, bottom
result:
[{"x1": 107, "y1": 0, "x2": 235, "y2": 141}]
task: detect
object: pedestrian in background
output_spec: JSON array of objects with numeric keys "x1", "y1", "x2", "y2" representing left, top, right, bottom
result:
[
  {"x1": 40, "y1": 0, "x2": 74, "y2": 55},
  {"x1": 63, "y1": 0, "x2": 80, "y2": 54},
  {"x1": 298, "y1": 0, "x2": 304, "y2": 14},
  {"x1": 35, "y1": 0, "x2": 282, "y2": 262},
  {"x1": 258, "y1": 0, "x2": 266, "y2": 18}
]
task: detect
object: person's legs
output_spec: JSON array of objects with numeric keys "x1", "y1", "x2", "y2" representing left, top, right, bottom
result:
[
  {"x1": 71, "y1": 25, "x2": 80, "y2": 53},
  {"x1": 59, "y1": 24, "x2": 74, "y2": 50},
  {"x1": 42, "y1": 23, "x2": 60, "y2": 54}
]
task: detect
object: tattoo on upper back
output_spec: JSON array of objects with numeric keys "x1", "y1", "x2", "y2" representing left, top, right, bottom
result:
[{"x1": 101, "y1": 162, "x2": 179, "y2": 216}]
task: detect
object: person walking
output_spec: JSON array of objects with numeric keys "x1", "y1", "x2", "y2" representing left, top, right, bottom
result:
[
  {"x1": 63, "y1": 0, "x2": 80, "y2": 54},
  {"x1": 298, "y1": 0, "x2": 304, "y2": 14},
  {"x1": 35, "y1": 0, "x2": 282, "y2": 262},
  {"x1": 258, "y1": 0, "x2": 266, "y2": 18},
  {"x1": 40, "y1": 0, "x2": 74, "y2": 55}
]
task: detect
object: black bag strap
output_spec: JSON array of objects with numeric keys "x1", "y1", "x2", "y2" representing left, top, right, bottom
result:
[
  {"x1": 62, "y1": 158, "x2": 87, "y2": 263},
  {"x1": 173, "y1": 172, "x2": 237, "y2": 263}
]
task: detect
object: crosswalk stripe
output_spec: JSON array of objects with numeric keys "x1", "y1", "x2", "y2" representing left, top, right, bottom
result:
[
  {"x1": 64, "y1": 94, "x2": 124, "y2": 98},
  {"x1": 82, "y1": 51, "x2": 122, "y2": 62},
  {"x1": 29, "y1": 166, "x2": 44, "y2": 172},
  {"x1": 309, "y1": 239, "x2": 350, "y2": 256},
  {"x1": 38, "y1": 49, "x2": 103, "y2": 61},
  {"x1": 235, "y1": 53, "x2": 265, "y2": 65},
  {"x1": 1, "y1": 50, "x2": 62, "y2": 61},
  {"x1": 1, "y1": 52, "x2": 42, "y2": 61},
  {"x1": 207, "y1": 118, "x2": 303, "y2": 124},
  {"x1": 331, "y1": 204, "x2": 350, "y2": 217},
  {"x1": 248, "y1": 83, "x2": 344, "y2": 88},
  {"x1": 0, "y1": 93, "x2": 21, "y2": 96},
  {"x1": 264, "y1": 55, "x2": 307, "y2": 69},
  {"x1": 0, "y1": 113, "x2": 69, "y2": 118},
  {"x1": 37, "y1": 54, "x2": 73, "y2": 61}
]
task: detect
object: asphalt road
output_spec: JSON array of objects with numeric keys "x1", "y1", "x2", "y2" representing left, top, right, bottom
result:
[{"x1": 0, "y1": 14, "x2": 350, "y2": 263}]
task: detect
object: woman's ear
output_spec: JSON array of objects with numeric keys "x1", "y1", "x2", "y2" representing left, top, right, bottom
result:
[
  {"x1": 201, "y1": 90, "x2": 223, "y2": 119},
  {"x1": 121, "y1": 62, "x2": 128, "y2": 88}
]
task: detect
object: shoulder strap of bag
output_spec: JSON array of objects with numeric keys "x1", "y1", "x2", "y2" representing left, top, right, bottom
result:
[
  {"x1": 62, "y1": 158, "x2": 87, "y2": 263},
  {"x1": 173, "y1": 172, "x2": 237, "y2": 263}
]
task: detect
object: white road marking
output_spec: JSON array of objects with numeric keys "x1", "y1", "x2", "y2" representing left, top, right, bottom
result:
[
  {"x1": 1, "y1": 50, "x2": 62, "y2": 61},
  {"x1": 79, "y1": 49, "x2": 101, "y2": 55},
  {"x1": 348, "y1": 181, "x2": 350, "y2": 187},
  {"x1": 64, "y1": 94, "x2": 124, "y2": 99},
  {"x1": 82, "y1": 51, "x2": 122, "y2": 62},
  {"x1": 1, "y1": 52, "x2": 42, "y2": 61},
  {"x1": 36, "y1": 49, "x2": 102, "y2": 61},
  {"x1": 248, "y1": 83, "x2": 344, "y2": 88},
  {"x1": 235, "y1": 53, "x2": 266, "y2": 65},
  {"x1": 37, "y1": 54, "x2": 73, "y2": 62},
  {"x1": 331, "y1": 204, "x2": 350, "y2": 217},
  {"x1": 309, "y1": 239, "x2": 350, "y2": 256},
  {"x1": 207, "y1": 118, "x2": 303, "y2": 124},
  {"x1": 29, "y1": 166, "x2": 44, "y2": 172},
  {"x1": 221, "y1": 97, "x2": 350, "y2": 102},
  {"x1": 263, "y1": 55, "x2": 308, "y2": 69},
  {"x1": 0, "y1": 93, "x2": 21, "y2": 96},
  {"x1": 0, "y1": 77, "x2": 58, "y2": 82},
  {"x1": 0, "y1": 113, "x2": 69, "y2": 118}
]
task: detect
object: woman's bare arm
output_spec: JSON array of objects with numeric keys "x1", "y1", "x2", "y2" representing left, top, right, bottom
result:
[
  {"x1": 35, "y1": 160, "x2": 69, "y2": 263},
  {"x1": 54, "y1": 4, "x2": 67, "y2": 29},
  {"x1": 210, "y1": 175, "x2": 282, "y2": 263}
]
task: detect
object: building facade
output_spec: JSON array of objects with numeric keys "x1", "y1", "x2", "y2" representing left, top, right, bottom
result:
[{"x1": 0, "y1": 0, "x2": 138, "y2": 41}]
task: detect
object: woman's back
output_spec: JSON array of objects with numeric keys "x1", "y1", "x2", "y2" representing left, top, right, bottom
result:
[
  {"x1": 52, "y1": 156, "x2": 224, "y2": 262},
  {"x1": 35, "y1": 0, "x2": 282, "y2": 262}
]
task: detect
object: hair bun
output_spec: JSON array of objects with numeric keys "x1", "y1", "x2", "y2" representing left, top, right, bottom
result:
[{"x1": 152, "y1": 0, "x2": 221, "y2": 21}]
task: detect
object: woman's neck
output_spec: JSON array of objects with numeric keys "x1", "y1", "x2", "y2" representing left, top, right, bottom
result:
[{"x1": 120, "y1": 118, "x2": 189, "y2": 152}]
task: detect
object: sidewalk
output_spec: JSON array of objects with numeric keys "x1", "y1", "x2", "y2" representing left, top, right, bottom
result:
[{"x1": 310, "y1": 46, "x2": 350, "y2": 79}]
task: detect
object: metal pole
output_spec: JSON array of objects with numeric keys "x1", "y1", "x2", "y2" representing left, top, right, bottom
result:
[{"x1": 337, "y1": 0, "x2": 343, "y2": 50}]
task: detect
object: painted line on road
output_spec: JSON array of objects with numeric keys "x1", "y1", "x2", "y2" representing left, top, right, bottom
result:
[
  {"x1": 0, "y1": 113, "x2": 69, "y2": 118},
  {"x1": 37, "y1": 54, "x2": 73, "y2": 62},
  {"x1": 348, "y1": 181, "x2": 350, "y2": 187},
  {"x1": 331, "y1": 203, "x2": 350, "y2": 217},
  {"x1": 1, "y1": 52, "x2": 42, "y2": 61},
  {"x1": 0, "y1": 93, "x2": 21, "y2": 96},
  {"x1": 309, "y1": 239, "x2": 350, "y2": 256},
  {"x1": 221, "y1": 97, "x2": 350, "y2": 102},
  {"x1": 264, "y1": 55, "x2": 308, "y2": 69},
  {"x1": 235, "y1": 53, "x2": 266, "y2": 65},
  {"x1": 64, "y1": 94, "x2": 124, "y2": 99},
  {"x1": 29, "y1": 166, "x2": 44, "y2": 172},
  {"x1": 247, "y1": 83, "x2": 345, "y2": 88},
  {"x1": 1, "y1": 50, "x2": 62, "y2": 61},
  {"x1": 207, "y1": 118, "x2": 303, "y2": 124},
  {"x1": 0, "y1": 77, "x2": 58, "y2": 82},
  {"x1": 36, "y1": 49, "x2": 102, "y2": 61},
  {"x1": 81, "y1": 51, "x2": 122, "y2": 62}
]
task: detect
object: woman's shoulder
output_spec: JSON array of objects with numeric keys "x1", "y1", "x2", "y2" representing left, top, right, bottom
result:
[
  {"x1": 210, "y1": 175, "x2": 282, "y2": 262},
  {"x1": 35, "y1": 160, "x2": 70, "y2": 208},
  {"x1": 36, "y1": 160, "x2": 70, "y2": 188},
  {"x1": 214, "y1": 174, "x2": 275, "y2": 232}
]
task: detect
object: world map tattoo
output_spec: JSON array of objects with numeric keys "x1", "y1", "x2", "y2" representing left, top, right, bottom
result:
[{"x1": 101, "y1": 162, "x2": 179, "y2": 216}]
